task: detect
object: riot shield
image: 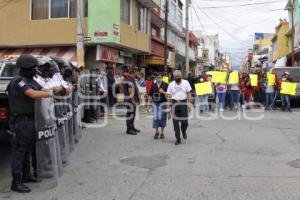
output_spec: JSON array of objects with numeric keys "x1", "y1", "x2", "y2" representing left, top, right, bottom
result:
[
  {"x1": 54, "y1": 99, "x2": 70, "y2": 168},
  {"x1": 72, "y1": 91, "x2": 80, "y2": 143},
  {"x1": 35, "y1": 97, "x2": 59, "y2": 190},
  {"x1": 65, "y1": 96, "x2": 75, "y2": 152}
]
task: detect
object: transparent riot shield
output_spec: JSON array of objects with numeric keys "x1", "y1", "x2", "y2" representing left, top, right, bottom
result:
[
  {"x1": 67, "y1": 96, "x2": 75, "y2": 149},
  {"x1": 78, "y1": 93, "x2": 83, "y2": 139},
  {"x1": 54, "y1": 99, "x2": 70, "y2": 168},
  {"x1": 35, "y1": 98, "x2": 59, "y2": 190},
  {"x1": 72, "y1": 91, "x2": 80, "y2": 143}
]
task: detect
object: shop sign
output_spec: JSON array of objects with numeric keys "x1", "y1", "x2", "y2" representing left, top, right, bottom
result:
[
  {"x1": 120, "y1": 51, "x2": 133, "y2": 58},
  {"x1": 94, "y1": 29, "x2": 108, "y2": 40},
  {"x1": 96, "y1": 45, "x2": 119, "y2": 63}
]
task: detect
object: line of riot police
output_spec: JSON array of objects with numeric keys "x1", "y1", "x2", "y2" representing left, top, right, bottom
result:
[{"x1": 7, "y1": 55, "x2": 82, "y2": 193}]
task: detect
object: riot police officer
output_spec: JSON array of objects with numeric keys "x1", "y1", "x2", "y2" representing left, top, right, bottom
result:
[
  {"x1": 7, "y1": 55, "x2": 53, "y2": 193},
  {"x1": 123, "y1": 68, "x2": 141, "y2": 135}
]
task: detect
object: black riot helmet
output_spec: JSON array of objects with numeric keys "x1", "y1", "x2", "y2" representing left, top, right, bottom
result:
[
  {"x1": 17, "y1": 54, "x2": 39, "y2": 69},
  {"x1": 50, "y1": 56, "x2": 73, "y2": 76},
  {"x1": 37, "y1": 62, "x2": 51, "y2": 78},
  {"x1": 17, "y1": 55, "x2": 40, "y2": 79},
  {"x1": 35, "y1": 57, "x2": 60, "y2": 78},
  {"x1": 50, "y1": 56, "x2": 68, "y2": 69}
]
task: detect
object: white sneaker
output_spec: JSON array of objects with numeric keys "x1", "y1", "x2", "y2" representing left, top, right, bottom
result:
[{"x1": 219, "y1": 108, "x2": 224, "y2": 112}]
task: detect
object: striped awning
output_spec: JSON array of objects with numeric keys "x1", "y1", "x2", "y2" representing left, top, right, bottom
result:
[{"x1": 0, "y1": 47, "x2": 77, "y2": 64}]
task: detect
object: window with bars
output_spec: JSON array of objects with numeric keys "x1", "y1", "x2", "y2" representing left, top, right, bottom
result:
[{"x1": 31, "y1": 0, "x2": 88, "y2": 20}]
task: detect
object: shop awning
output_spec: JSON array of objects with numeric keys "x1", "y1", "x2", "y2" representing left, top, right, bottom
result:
[{"x1": 0, "y1": 47, "x2": 77, "y2": 64}]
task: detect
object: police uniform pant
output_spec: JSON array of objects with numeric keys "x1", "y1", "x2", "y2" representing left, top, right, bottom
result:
[
  {"x1": 99, "y1": 91, "x2": 107, "y2": 117},
  {"x1": 10, "y1": 115, "x2": 35, "y2": 184},
  {"x1": 172, "y1": 100, "x2": 189, "y2": 142},
  {"x1": 126, "y1": 102, "x2": 136, "y2": 131}
]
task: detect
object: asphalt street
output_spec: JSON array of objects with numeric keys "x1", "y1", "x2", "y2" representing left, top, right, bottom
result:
[{"x1": 1, "y1": 109, "x2": 300, "y2": 200}]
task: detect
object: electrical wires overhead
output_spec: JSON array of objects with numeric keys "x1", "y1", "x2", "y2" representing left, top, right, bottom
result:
[
  {"x1": 189, "y1": 0, "x2": 287, "y2": 66},
  {"x1": 194, "y1": 0, "x2": 287, "y2": 9}
]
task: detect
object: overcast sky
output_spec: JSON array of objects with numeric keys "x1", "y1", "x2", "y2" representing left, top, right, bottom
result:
[{"x1": 186, "y1": 0, "x2": 288, "y2": 69}]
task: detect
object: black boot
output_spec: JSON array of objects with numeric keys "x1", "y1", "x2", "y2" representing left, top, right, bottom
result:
[
  {"x1": 11, "y1": 176, "x2": 31, "y2": 193},
  {"x1": 22, "y1": 175, "x2": 41, "y2": 183},
  {"x1": 126, "y1": 130, "x2": 137, "y2": 135},
  {"x1": 132, "y1": 127, "x2": 141, "y2": 133}
]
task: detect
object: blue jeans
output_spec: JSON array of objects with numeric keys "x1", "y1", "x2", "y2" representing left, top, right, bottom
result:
[
  {"x1": 266, "y1": 92, "x2": 274, "y2": 109},
  {"x1": 198, "y1": 95, "x2": 209, "y2": 112},
  {"x1": 230, "y1": 90, "x2": 239, "y2": 108},
  {"x1": 281, "y1": 95, "x2": 291, "y2": 111},
  {"x1": 152, "y1": 103, "x2": 167, "y2": 128},
  {"x1": 217, "y1": 93, "x2": 226, "y2": 109}
]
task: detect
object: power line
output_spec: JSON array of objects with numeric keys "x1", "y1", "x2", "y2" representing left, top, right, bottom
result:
[
  {"x1": 190, "y1": 3, "x2": 209, "y2": 36},
  {"x1": 196, "y1": 7, "x2": 251, "y2": 46},
  {"x1": 194, "y1": 0, "x2": 286, "y2": 9}
]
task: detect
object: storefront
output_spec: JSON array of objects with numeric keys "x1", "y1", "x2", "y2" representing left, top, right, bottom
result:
[
  {"x1": 0, "y1": 47, "x2": 77, "y2": 64},
  {"x1": 86, "y1": 45, "x2": 131, "y2": 74}
]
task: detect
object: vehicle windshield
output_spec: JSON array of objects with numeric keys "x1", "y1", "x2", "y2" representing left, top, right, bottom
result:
[
  {"x1": 0, "y1": 62, "x2": 19, "y2": 77},
  {"x1": 273, "y1": 68, "x2": 300, "y2": 82}
]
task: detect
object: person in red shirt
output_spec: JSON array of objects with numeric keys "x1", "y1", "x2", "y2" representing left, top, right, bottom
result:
[
  {"x1": 240, "y1": 74, "x2": 253, "y2": 109},
  {"x1": 146, "y1": 73, "x2": 155, "y2": 95}
]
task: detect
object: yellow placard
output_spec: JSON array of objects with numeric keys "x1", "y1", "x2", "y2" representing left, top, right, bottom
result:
[
  {"x1": 281, "y1": 82, "x2": 297, "y2": 95},
  {"x1": 211, "y1": 71, "x2": 227, "y2": 84},
  {"x1": 229, "y1": 71, "x2": 239, "y2": 84},
  {"x1": 162, "y1": 76, "x2": 169, "y2": 84},
  {"x1": 195, "y1": 82, "x2": 213, "y2": 96},
  {"x1": 267, "y1": 73, "x2": 275, "y2": 86},
  {"x1": 206, "y1": 71, "x2": 215, "y2": 76},
  {"x1": 250, "y1": 74, "x2": 258, "y2": 87}
]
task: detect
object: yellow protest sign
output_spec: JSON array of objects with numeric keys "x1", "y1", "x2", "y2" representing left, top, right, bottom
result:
[
  {"x1": 229, "y1": 71, "x2": 239, "y2": 84},
  {"x1": 250, "y1": 74, "x2": 258, "y2": 87},
  {"x1": 281, "y1": 82, "x2": 297, "y2": 95},
  {"x1": 195, "y1": 82, "x2": 213, "y2": 96},
  {"x1": 162, "y1": 76, "x2": 169, "y2": 84},
  {"x1": 211, "y1": 71, "x2": 227, "y2": 84},
  {"x1": 267, "y1": 73, "x2": 275, "y2": 86},
  {"x1": 206, "y1": 71, "x2": 215, "y2": 75}
]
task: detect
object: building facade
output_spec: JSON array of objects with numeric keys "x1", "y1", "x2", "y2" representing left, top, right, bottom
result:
[
  {"x1": 195, "y1": 33, "x2": 220, "y2": 72},
  {"x1": 0, "y1": 0, "x2": 200, "y2": 76},
  {"x1": 0, "y1": 0, "x2": 160, "y2": 72},
  {"x1": 285, "y1": 0, "x2": 300, "y2": 66},
  {"x1": 0, "y1": 0, "x2": 89, "y2": 63},
  {"x1": 271, "y1": 19, "x2": 289, "y2": 66}
]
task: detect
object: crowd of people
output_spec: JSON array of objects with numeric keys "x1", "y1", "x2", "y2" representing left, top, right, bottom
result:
[
  {"x1": 185, "y1": 70, "x2": 294, "y2": 112},
  {"x1": 6, "y1": 53, "x2": 296, "y2": 193}
]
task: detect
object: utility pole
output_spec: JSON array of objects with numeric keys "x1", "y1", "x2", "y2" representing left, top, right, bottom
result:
[
  {"x1": 164, "y1": 0, "x2": 169, "y2": 72},
  {"x1": 291, "y1": 0, "x2": 295, "y2": 66},
  {"x1": 185, "y1": 0, "x2": 190, "y2": 76},
  {"x1": 77, "y1": 0, "x2": 85, "y2": 67}
]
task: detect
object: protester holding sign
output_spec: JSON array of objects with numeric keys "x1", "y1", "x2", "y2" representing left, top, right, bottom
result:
[
  {"x1": 240, "y1": 74, "x2": 252, "y2": 109},
  {"x1": 265, "y1": 72, "x2": 276, "y2": 110},
  {"x1": 195, "y1": 75, "x2": 211, "y2": 113},
  {"x1": 280, "y1": 72, "x2": 293, "y2": 112},
  {"x1": 228, "y1": 71, "x2": 240, "y2": 110},
  {"x1": 215, "y1": 81, "x2": 228, "y2": 112}
]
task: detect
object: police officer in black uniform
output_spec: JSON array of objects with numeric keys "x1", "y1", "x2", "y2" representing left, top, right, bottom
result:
[
  {"x1": 124, "y1": 68, "x2": 140, "y2": 135},
  {"x1": 7, "y1": 55, "x2": 53, "y2": 193}
]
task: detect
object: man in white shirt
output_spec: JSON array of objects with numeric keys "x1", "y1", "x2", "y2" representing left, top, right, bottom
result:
[
  {"x1": 96, "y1": 71, "x2": 108, "y2": 117},
  {"x1": 167, "y1": 70, "x2": 192, "y2": 145}
]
